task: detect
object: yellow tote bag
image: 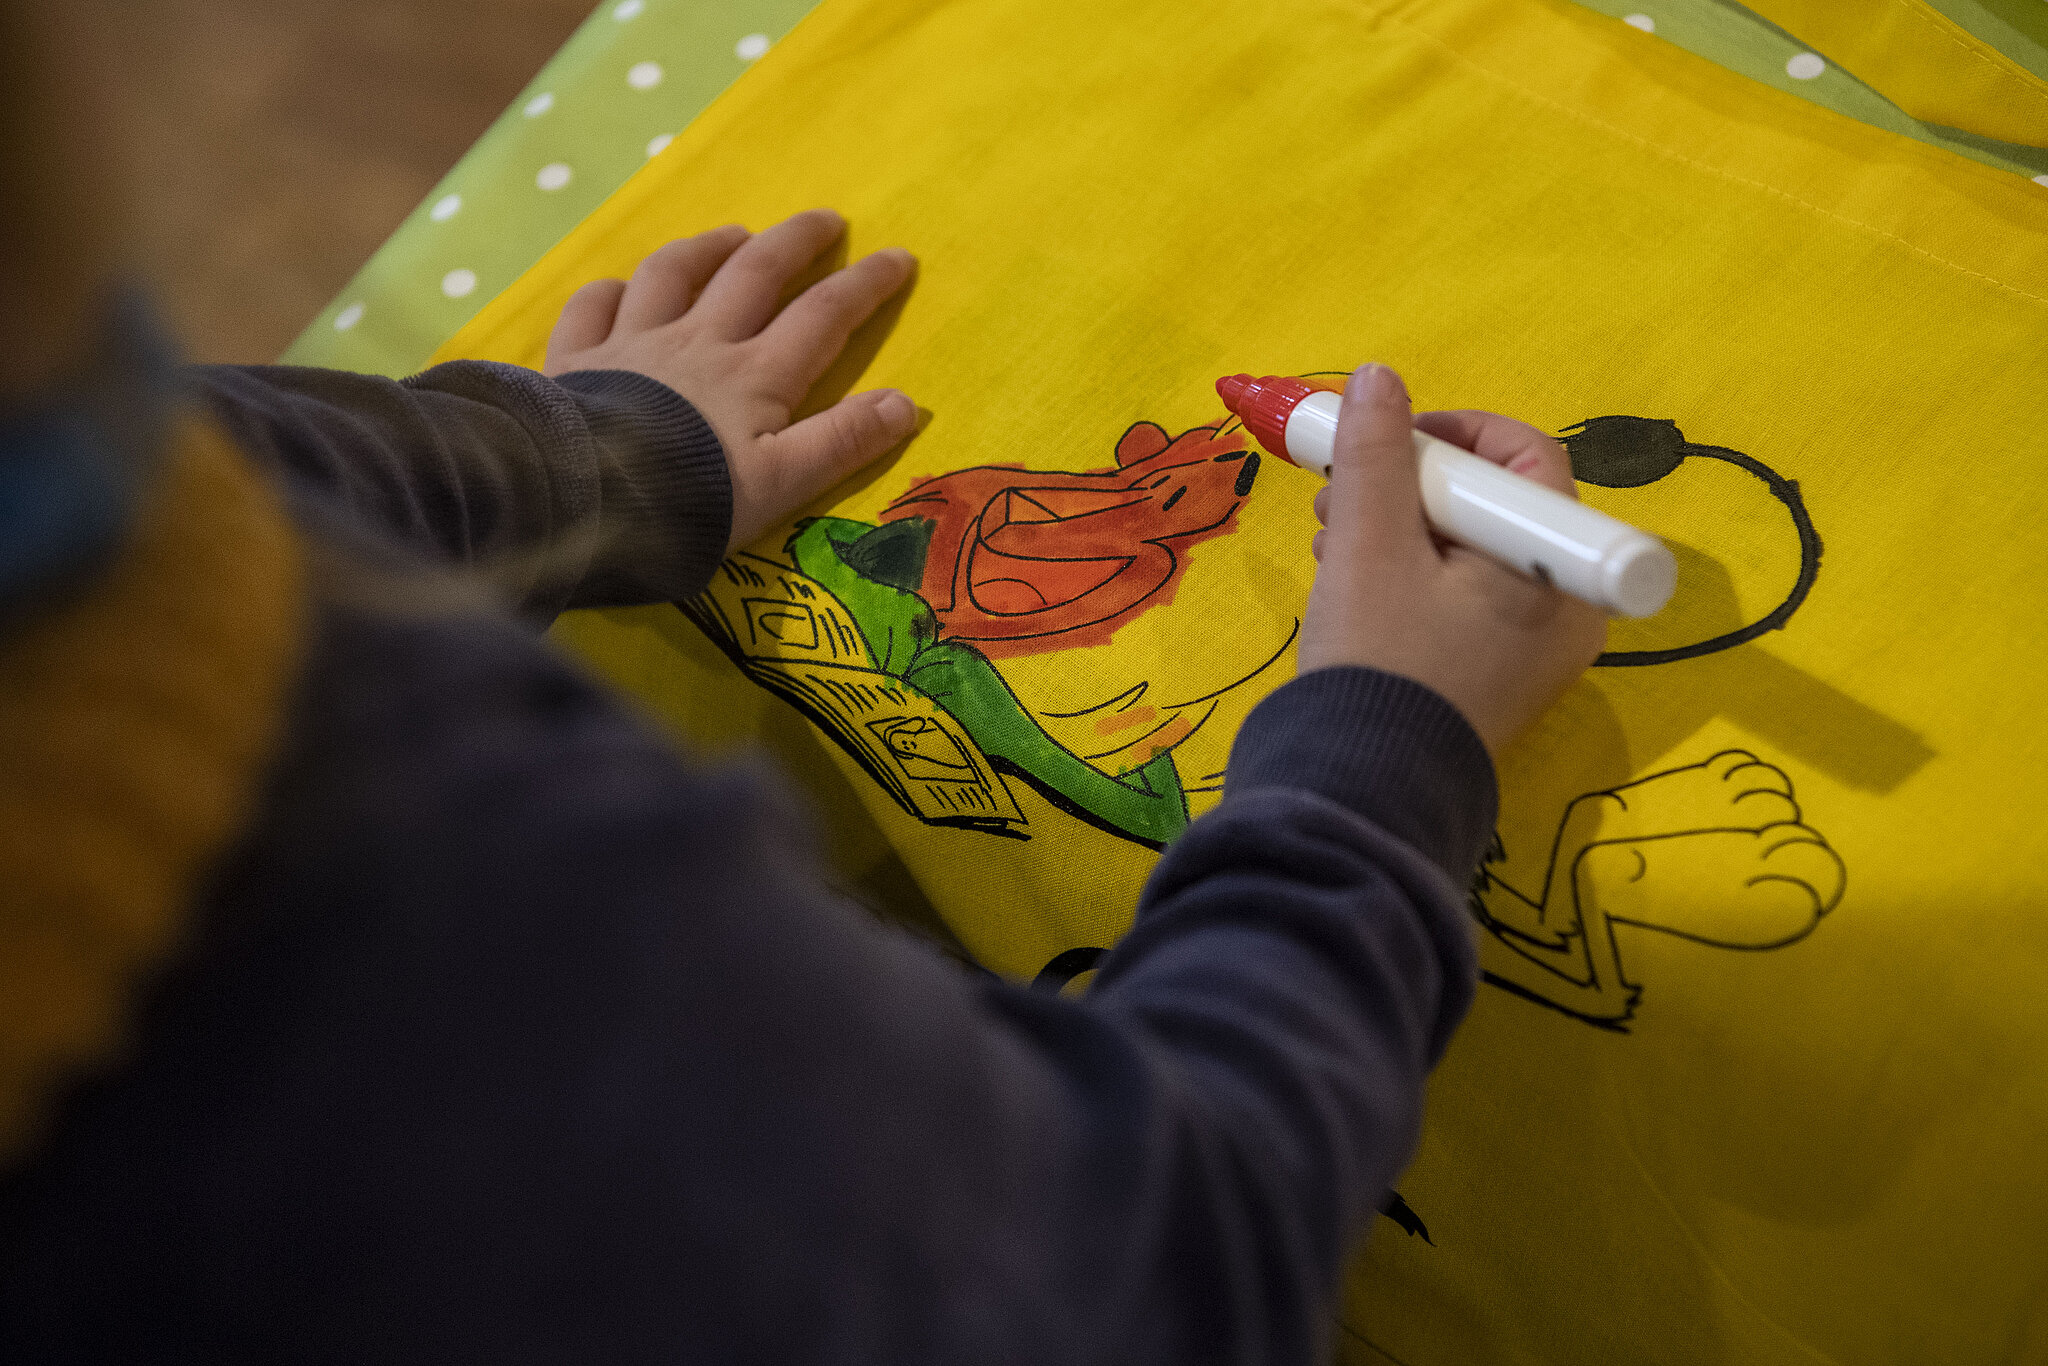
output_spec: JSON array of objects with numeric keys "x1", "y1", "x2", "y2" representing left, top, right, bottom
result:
[{"x1": 433, "y1": 0, "x2": 2048, "y2": 1360}]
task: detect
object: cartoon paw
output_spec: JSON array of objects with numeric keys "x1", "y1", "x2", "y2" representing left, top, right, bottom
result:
[
  {"x1": 1575, "y1": 820, "x2": 1845, "y2": 949},
  {"x1": 1563, "y1": 749, "x2": 1801, "y2": 844}
]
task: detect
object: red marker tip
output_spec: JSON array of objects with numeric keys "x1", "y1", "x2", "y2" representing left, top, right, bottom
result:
[{"x1": 1211, "y1": 372, "x2": 1318, "y2": 464}]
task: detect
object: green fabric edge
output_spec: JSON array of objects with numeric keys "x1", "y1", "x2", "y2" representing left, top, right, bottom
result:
[
  {"x1": 1571, "y1": 0, "x2": 2048, "y2": 177},
  {"x1": 1928, "y1": 0, "x2": 2048, "y2": 80}
]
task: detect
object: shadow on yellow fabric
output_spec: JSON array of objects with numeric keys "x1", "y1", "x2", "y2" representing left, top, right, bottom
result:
[{"x1": 431, "y1": 0, "x2": 2048, "y2": 1359}]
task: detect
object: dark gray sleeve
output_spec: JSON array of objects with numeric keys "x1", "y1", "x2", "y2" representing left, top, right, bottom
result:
[
  {"x1": 185, "y1": 361, "x2": 733, "y2": 621},
  {"x1": 1070, "y1": 664, "x2": 1488, "y2": 1361},
  {"x1": 0, "y1": 614, "x2": 1490, "y2": 1364}
]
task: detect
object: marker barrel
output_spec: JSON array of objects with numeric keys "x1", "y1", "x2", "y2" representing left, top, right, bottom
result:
[{"x1": 1280, "y1": 390, "x2": 1675, "y2": 618}]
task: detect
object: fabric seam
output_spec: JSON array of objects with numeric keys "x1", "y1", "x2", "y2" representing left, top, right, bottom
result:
[
  {"x1": 1360, "y1": 1, "x2": 2048, "y2": 312},
  {"x1": 1886, "y1": 0, "x2": 2048, "y2": 100}
]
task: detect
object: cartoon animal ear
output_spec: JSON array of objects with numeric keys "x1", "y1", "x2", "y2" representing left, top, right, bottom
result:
[
  {"x1": 1115, "y1": 421, "x2": 1172, "y2": 467},
  {"x1": 837, "y1": 516, "x2": 935, "y2": 591},
  {"x1": 1560, "y1": 416, "x2": 1687, "y2": 488}
]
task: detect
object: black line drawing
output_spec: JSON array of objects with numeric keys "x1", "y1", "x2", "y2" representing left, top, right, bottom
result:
[
  {"x1": 882, "y1": 420, "x2": 1258, "y2": 656},
  {"x1": 1461, "y1": 414, "x2": 1844, "y2": 1027},
  {"x1": 689, "y1": 389, "x2": 1845, "y2": 1035},
  {"x1": 1380, "y1": 1192, "x2": 1432, "y2": 1245},
  {"x1": 671, "y1": 383, "x2": 1856, "y2": 1270},
  {"x1": 680, "y1": 418, "x2": 1296, "y2": 848},
  {"x1": 1032, "y1": 946, "x2": 1104, "y2": 992},
  {"x1": 1563, "y1": 415, "x2": 1823, "y2": 667},
  {"x1": 1471, "y1": 750, "x2": 1846, "y2": 1028}
]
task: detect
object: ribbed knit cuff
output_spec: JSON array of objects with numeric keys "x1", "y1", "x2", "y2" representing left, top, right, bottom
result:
[
  {"x1": 555, "y1": 369, "x2": 733, "y2": 605},
  {"x1": 1225, "y1": 666, "x2": 1498, "y2": 887}
]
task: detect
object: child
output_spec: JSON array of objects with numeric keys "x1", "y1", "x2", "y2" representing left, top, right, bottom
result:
[{"x1": 0, "y1": 20, "x2": 1603, "y2": 1362}]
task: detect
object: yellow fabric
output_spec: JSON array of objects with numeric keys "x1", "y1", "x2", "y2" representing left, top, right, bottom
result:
[
  {"x1": 0, "y1": 419, "x2": 306, "y2": 1170},
  {"x1": 1748, "y1": 0, "x2": 2048, "y2": 148},
  {"x1": 433, "y1": 0, "x2": 2048, "y2": 1359}
]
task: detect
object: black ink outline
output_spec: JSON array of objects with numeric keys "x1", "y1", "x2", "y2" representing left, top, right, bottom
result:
[
  {"x1": 1032, "y1": 946, "x2": 1106, "y2": 991},
  {"x1": 1338, "y1": 1317, "x2": 1420, "y2": 1366},
  {"x1": 1381, "y1": 1191, "x2": 1433, "y2": 1244},
  {"x1": 882, "y1": 423, "x2": 1254, "y2": 651},
  {"x1": 1042, "y1": 637, "x2": 1302, "y2": 718},
  {"x1": 684, "y1": 414, "x2": 1294, "y2": 855},
  {"x1": 1472, "y1": 750, "x2": 1846, "y2": 1029},
  {"x1": 679, "y1": 591, "x2": 1033, "y2": 841},
  {"x1": 1570, "y1": 424, "x2": 1824, "y2": 668}
]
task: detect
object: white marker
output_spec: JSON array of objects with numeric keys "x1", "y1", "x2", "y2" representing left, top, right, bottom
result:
[{"x1": 1216, "y1": 373, "x2": 1676, "y2": 618}]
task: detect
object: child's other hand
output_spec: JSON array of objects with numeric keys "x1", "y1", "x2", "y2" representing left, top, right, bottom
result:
[
  {"x1": 542, "y1": 209, "x2": 918, "y2": 553},
  {"x1": 1298, "y1": 364, "x2": 1607, "y2": 759}
]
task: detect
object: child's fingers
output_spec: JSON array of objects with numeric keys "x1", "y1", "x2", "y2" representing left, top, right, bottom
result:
[
  {"x1": 750, "y1": 389, "x2": 919, "y2": 524},
  {"x1": 1413, "y1": 409, "x2": 1578, "y2": 499},
  {"x1": 613, "y1": 226, "x2": 750, "y2": 333},
  {"x1": 544, "y1": 278, "x2": 626, "y2": 369},
  {"x1": 1326, "y1": 364, "x2": 1425, "y2": 554},
  {"x1": 692, "y1": 208, "x2": 846, "y2": 341},
  {"x1": 754, "y1": 249, "x2": 915, "y2": 399}
]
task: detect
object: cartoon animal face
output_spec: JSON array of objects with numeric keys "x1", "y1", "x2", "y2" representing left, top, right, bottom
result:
[{"x1": 879, "y1": 423, "x2": 1261, "y2": 660}]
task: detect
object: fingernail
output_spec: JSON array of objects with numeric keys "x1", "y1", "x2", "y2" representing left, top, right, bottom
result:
[
  {"x1": 877, "y1": 390, "x2": 916, "y2": 433},
  {"x1": 1346, "y1": 363, "x2": 1407, "y2": 406}
]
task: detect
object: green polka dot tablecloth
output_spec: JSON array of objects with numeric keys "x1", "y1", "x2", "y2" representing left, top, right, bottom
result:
[
  {"x1": 282, "y1": 0, "x2": 817, "y2": 378},
  {"x1": 281, "y1": 0, "x2": 2048, "y2": 378}
]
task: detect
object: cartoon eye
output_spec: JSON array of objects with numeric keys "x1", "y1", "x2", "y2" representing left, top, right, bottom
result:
[{"x1": 1233, "y1": 451, "x2": 1260, "y2": 497}]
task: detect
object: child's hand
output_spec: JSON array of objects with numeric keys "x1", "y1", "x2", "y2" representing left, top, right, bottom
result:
[
  {"x1": 543, "y1": 209, "x2": 918, "y2": 553},
  {"x1": 1298, "y1": 364, "x2": 1607, "y2": 758}
]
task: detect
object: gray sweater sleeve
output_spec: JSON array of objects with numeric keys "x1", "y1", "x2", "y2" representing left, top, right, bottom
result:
[
  {"x1": 13, "y1": 346, "x2": 1493, "y2": 1365},
  {"x1": 185, "y1": 361, "x2": 733, "y2": 620},
  {"x1": 1065, "y1": 666, "x2": 1488, "y2": 1361},
  {"x1": 8, "y1": 307, "x2": 1496, "y2": 1364},
  {"x1": 0, "y1": 580, "x2": 1492, "y2": 1366}
]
